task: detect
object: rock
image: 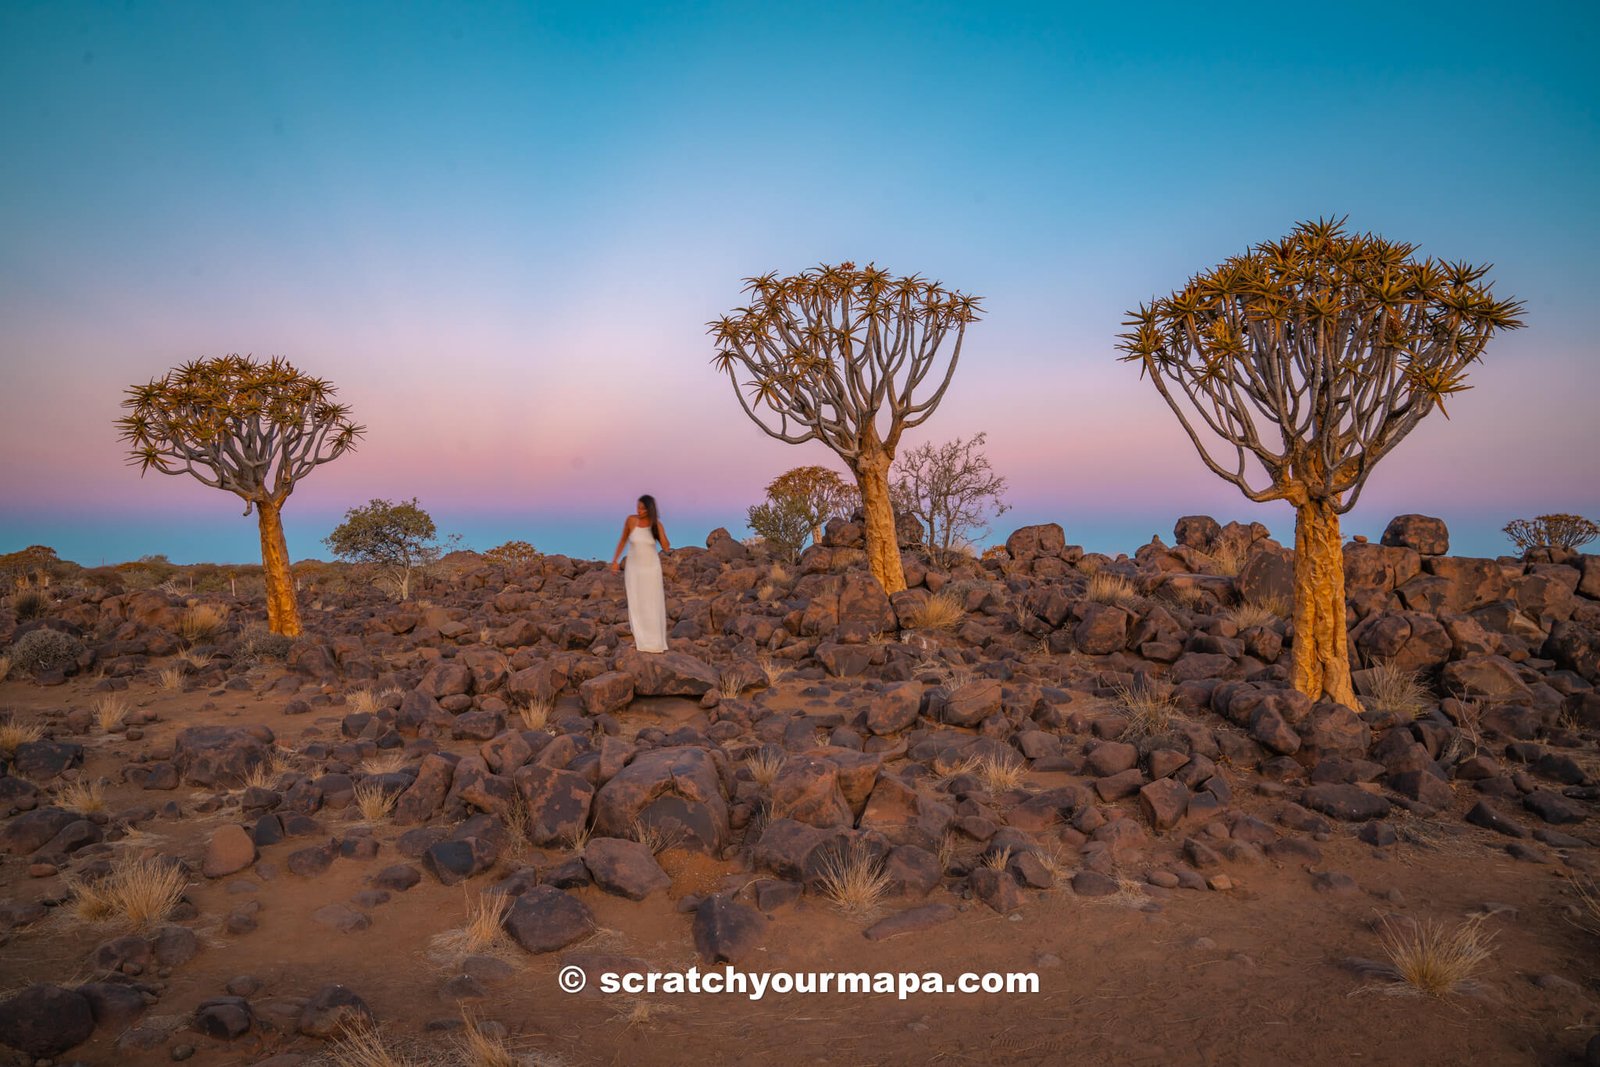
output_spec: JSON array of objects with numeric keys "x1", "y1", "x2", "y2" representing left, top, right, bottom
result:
[
  {"x1": 76, "y1": 982, "x2": 148, "y2": 1029},
  {"x1": 1174, "y1": 516, "x2": 1222, "y2": 551},
  {"x1": 393, "y1": 754, "x2": 455, "y2": 825},
  {"x1": 0, "y1": 807, "x2": 80, "y2": 855},
  {"x1": 1381, "y1": 515, "x2": 1448, "y2": 555},
  {"x1": 0, "y1": 984, "x2": 95, "y2": 1057},
  {"x1": 1440, "y1": 655, "x2": 1534, "y2": 703},
  {"x1": 203, "y1": 824, "x2": 257, "y2": 878},
  {"x1": 692, "y1": 894, "x2": 767, "y2": 964},
  {"x1": 1545, "y1": 621, "x2": 1600, "y2": 684},
  {"x1": 1465, "y1": 800, "x2": 1526, "y2": 838},
  {"x1": 866, "y1": 682, "x2": 923, "y2": 735},
  {"x1": 503, "y1": 886, "x2": 594, "y2": 954},
  {"x1": 422, "y1": 836, "x2": 499, "y2": 886},
  {"x1": 1071, "y1": 870, "x2": 1119, "y2": 897},
  {"x1": 1300, "y1": 784, "x2": 1391, "y2": 822},
  {"x1": 1138, "y1": 778, "x2": 1191, "y2": 831},
  {"x1": 768, "y1": 755, "x2": 854, "y2": 828},
  {"x1": 590, "y1": 746, "x2": 729, "y2": 851},
  {"x1": 512, "y1": 765, "x2": 594, "y2": 846},
  {"x1": 311, "y1": 903, "x2": 372, "y2": 933},
  {"x1": 583, "y1": 837, "x2": 670, "y2": 900},
  {"x1": 1237, "y1": 550, "x2": 1295, "y2": 609},
  {"x1": 1073, "y1": 604, "x2": 1132, "y2": 656},
  {"x1": 194, "y1": 996, "x2": 254, "y2": 1040},
  {"x1": 173, "y1": 726, "x2": 270, "y2": 788},
  {"x1": 617, "y1": 648, "x2": 719, "y2": 696},
  {"x1": 373, "y1": 864, "x2": 422, "y2": 891},
  {"x1": 153, "y1": 924, "x2": 200, "y2": 967},
  {"x1": 579, "y1": 671, "x2": 634, "y2": 715},
  {"x1": 864, "y1": 902, "x2": 957, "y2": 942},
  {"x1": 970, "y1": 867, "x2": 1023, "y2": 913},
  {"x1": 1086, "y1": 741, "x2": 1138, "y2": 777},
  {"x1": 297, "y1": 984, "x2": 375, "y2": 1039},
  {"x1": 10, "y1": 740, "x2": 84, "y2": 781},
  {"x1": 287, "y1": 842, "x2": 336, "y2": 877},
  {"x1": 1522, "y1": 790, "x2": 1586, "y2": 825},
  {"x1": 1006, "y1": 523, "x2": 1068, "y2": 561}
]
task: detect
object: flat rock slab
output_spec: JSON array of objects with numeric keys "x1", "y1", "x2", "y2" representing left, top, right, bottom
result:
[
  {"x1": 1300, "y1": 784, "x2": 1391, "y2": 822},
  {"x1": 504, "y1": 886, "x2": 594, "y2": 954},
  {"x1": 864, "y1": 903, "x2": 957, "y2": 942}
]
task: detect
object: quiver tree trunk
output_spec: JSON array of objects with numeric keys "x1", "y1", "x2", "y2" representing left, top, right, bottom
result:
[
  {"x1": 256, "y1": 498, "x2": 302, "y2": 637},
  {"x1": 1290, "y1": 497, "x2": 1358, "y2": 708},
  {"x1": 852, "y1": 450, "x2": 906, "y2": 595}
]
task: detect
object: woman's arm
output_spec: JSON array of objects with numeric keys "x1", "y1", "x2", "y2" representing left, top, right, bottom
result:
[
  {"x1": 656, "y1": 524, "x2": 671, "y2": 551},
  {"x1": 609, "y1": 517, "x2": 634, "y2": 571}
]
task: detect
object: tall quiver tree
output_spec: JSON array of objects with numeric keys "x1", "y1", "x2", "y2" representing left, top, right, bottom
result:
[
  {"x1": 1117, "y1": 219, "x2": 1524, "y2": 706},
  {"x1": 117, "y1": 355, "x2": 365, "y2": 636},
  {"x1": 710, "y1": 263, "x2": 982, "y2": 594}
]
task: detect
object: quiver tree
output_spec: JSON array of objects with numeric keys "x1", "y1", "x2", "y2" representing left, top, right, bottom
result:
[
  {"x1": 1117, "y1": 219, "x2": 1523, "y2": 706},
  {"x1": 117, "y1": 355, "x2": 364, "y2": 636},
  {"x1": 710, "y1": 263, "x2": 982, "y2": 593}
]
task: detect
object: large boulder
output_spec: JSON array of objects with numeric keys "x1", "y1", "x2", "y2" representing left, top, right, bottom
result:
[
  {"x1": 768, "y1": 755, "x2": 853, "y2": 829},
  {"x1": 1381, "y1": 515, "x2": 1449, "y2": 555},
  {"x1": 617, "y1": 649, "x2": 719, "y2": 697},
  {"x1": 503, "y1": 886, "x2": 594, "y2": 954},
  {"x1": 590, "y1": 746, "x2": 729, "y2": 851},
  {"x1": 1237, "y1": 549, "x2": 1295, "y2": 608},
  {"x1": 0, "y1": 984, "x2": 95, "y2": 1058},
  {"x1": 1173, "y1": 516, "x2": 1222, "y2": 552},
  {"x1": 1006, "y1": 524, "x2": 1068, "y2": 561},
  {"x1": 583, "y1": 837, "x2": 670, "y2": 900},
  {"x1": 173, "y1": 726, "x2": 271, "y2": 789},
  {"x1": 512, "y1": 765, "x2": 594, "y2": 846},
  {"x1": 1545, "y1": 620, "x2": 1600, "y2": 683}
]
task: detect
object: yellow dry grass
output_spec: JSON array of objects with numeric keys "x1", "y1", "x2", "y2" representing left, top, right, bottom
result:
[
  {"x1": 429, "y1": 890, "x2": 514, "y2": 964},
  {"x1": 91, "y1": 693, "x2": 129, "y2": 732},
  {"x1": 57, "y1": 779, "x2": 107, "y2": 815},
  {"x1": 905, "y1": 588, "x2": 964, "y2": 630},
  {"x1": 361, "y1": 750, "x2": 409, "y2": 775},
  {"x1": 1378, "y1": 914, "x2": 1494, "y2": 996},
  {"x1": 349, "y1": 686, "x2": 403, "y2": 714},
  {"x1": 1112, "y1": 679, "x2": 1179, "y2": 739},
  {"x1": 1364, "y1": 662, "x2": 1431, "y2": 720},
  {"x1": 352, "y1": 780, "x2": 397, "y2": 823},
  {"x1": 157, "y1": 666, "x2": 185, "y2": 690},
  {"x1": 814, "y1": 841, "x2": 891, "y2": 919},
  {"x1": 0, "y1": 716, "x2": 43, "y2": 757},
  {"x1": 66, "y1": 854, "x2": 187, "y2": 929},
  {"x1": 0, "y1": 655, "x2": 11, "y2": 682},
  {"x1": 1085, "y1": 571, "x2": 1140, "y2": 607},
  {"x1": 630, "y1": 817, "x2": 683, "y2": 855},
  {"x1": 178, "y1": 602, "x2": 230, "y2": 643},
  {"x1": 756, "y1": 654, "x2": 791, "y2": 686},
  {"x1": 516, "y1": 695, "x2": 553, "y2": 731},
  {"x1": 1224, "y1": 601, "x2": 1281, "y2": 630},
  {"x1": 744, "y1": 750, "x2": 785, "y2": 789}
]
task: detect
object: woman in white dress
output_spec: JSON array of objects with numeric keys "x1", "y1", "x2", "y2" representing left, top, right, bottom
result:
[{"x1": 609, "y1": 494, "x2": 671, "y2": 653}]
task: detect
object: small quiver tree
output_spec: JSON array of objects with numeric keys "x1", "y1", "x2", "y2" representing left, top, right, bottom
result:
[
  {"x1": 709, "y1": 263, "x2": 982, "y2": 594},
  {"x1": 324, "y1": 498, "x2": 439, "y2": 600},
  {"x1": 117, "y1": 355, "x2": 364, "y2": 637},
  {"x1": 1117, "y1": 219, "x2": 1523, "y2": 706}
]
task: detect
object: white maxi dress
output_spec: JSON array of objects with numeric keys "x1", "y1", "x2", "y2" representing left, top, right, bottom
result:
[{"x1": 624, "y1": 525, "x2": 668, "y2": 653}]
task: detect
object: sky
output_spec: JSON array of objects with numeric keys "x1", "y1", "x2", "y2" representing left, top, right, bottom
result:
[{"x1": 2, "y1": 1, "x2": 1597, "y2": 565}]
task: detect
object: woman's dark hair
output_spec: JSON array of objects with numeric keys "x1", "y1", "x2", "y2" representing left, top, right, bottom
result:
[{"x1": 638, "y1": 495, "x2": 663, "y2": 544}]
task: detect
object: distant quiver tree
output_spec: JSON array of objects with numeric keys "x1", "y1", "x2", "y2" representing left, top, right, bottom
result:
[
  {"x1": 709, "y1": 263, "x2": 982, "y2": 594},
  {"x1": 1117, "y1": 219, "x2": 1524, "y2": 706},
  {"x1": 117, "y1": 354, "x2": 364, "y2": 636}
]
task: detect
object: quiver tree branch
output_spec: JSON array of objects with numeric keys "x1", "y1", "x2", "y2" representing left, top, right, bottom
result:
[
  {"x1": 116, "y1": 354, "x2": 365, "y2": 636},
  {"x1": 710, "y1": 262, "x2": 982, "y2": 593},
  {"x1": 1117, "y1": 219, "x2": 1523, "y2": 704}
]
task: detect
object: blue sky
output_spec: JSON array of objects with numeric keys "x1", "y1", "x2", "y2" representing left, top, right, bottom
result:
[{"x1": 2, "y1": 1, "x2": 1596, "y2": 564}]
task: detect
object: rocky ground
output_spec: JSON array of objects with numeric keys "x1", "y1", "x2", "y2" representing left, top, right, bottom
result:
[{"x1": 0, "y1": 514, "x2": 1597, "y2": 1066}]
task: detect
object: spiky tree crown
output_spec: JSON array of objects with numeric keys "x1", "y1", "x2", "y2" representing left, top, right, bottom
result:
[
  {"x1": 1117, "y1": 218, "x2": 1524, "y2": 512},
  {"x1": 117, "y1": 354, "x2": 364, "y2": 512},
  {"x1": 708, "y1": 262, "x2": 982, "y2": 460}
]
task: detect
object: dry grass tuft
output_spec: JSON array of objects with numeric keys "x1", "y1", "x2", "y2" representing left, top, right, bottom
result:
[
  {"x1": 1085, "y1": 571, "x2": 1140, "y2": 607},
  {"x1": 361, "y1": 750, "x2": 409, "y2": 775},
  {"x1": 936, "y1": 831, "x2": 960, "y2": 874},
  {"x1": 972, "y1": 753, "x2": 1026, "y2": 792},
  {"x1": 1203, "y1": 540, "x2": 1250, "y2": 577},
  {"x1": 57, "y1": 779, "x2": 107, "y2": 814},
  {"x1": 1112, "y1": 678, "x2": 1180, "y2": 739},
  {"x1": 744, "y1": 750, "x2": 785, "y2": 789},
  {"x1": 348, "y1": 686, "x2": 403, "y2": 715},
  {"x1": 324, "y1": 1020, "x2": 416, "y2": 1067},
  {"x1": 1378, "y1": 914, "x2": 1495, "y2": 996},
  {"x1": 91, "y1": 693, "x2": 130, "y2": 732},
  {"x1": 756, "y1": 654, "x2": 790, "y2": 687},
  {"x1": 1364, "y1": 662, "x2": 1431, "y2": 720},
  {"x1": 0, "y1": 655, "x2": 11, "y2": 683},
  {"x1": 767, "y1": 562, "x2": 791, "y2": 584},
  {"x1": 157, "y1": 666, "x2": 185, "y2": 690},
  {"x1": 178, "y1": 602, "x2": 230, "y2": 643},
  {"x1": 0, "y1": 716, "x2": 44, "y2": 757},
  {"x1": 179, "y1": 647, "x2": 214, "y2": 670},
  {"x1": 904, "y1": 589, "x2": 964, "y2": 631},
  {"x1": 815, "y1": 841, "x2": 891, "y2": 919},
  {"x1": 515, "y1": 695, "x2": 553, "y2": 732},
  {"x1": 1572, "y1": 877, "x2": 1600, "y2": 936},
  {"x1": 630, "y1": 817, "x2": 683, "y2": 856},
  {"x1": 352, "y1": 779, "x2": 397, "y2": 823},
  {"x1": 67, "y1": 854, "x2": 187, "y2": 929},
  {"x1": 429, "y1": 890, "x2": 515, "y2": 964},
  {"x1": 981, "y1": 847, "x2": 1012, "y2": 871},
  {"x1": 1225, "y1": 601, "x2": 1282, "y2": 630},
  {"x1": 563, "y1": 823, "x2": 592, "y2": 854},
  {"x1": 718, "y1": 672, "x2": 745, "y2": 700}
]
